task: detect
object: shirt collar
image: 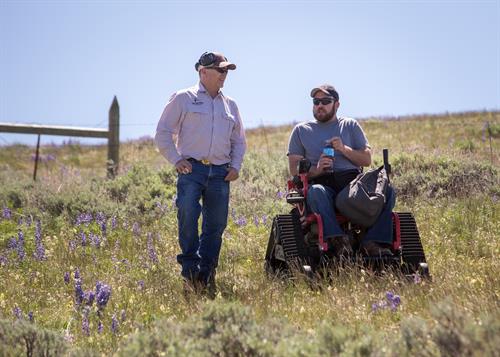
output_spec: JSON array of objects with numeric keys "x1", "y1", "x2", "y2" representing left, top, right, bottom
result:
[{"x1": 196, "y1": 82, "x2": 224, "y2": 98}]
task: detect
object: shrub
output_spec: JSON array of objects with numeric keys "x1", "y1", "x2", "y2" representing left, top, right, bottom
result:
[
  {"x1": 118, "y1": 301, "x2": 338, "y2": 356},
  {"x1": 0, "y1": 318, "x2": 69, "y2": 356},
  {"x1": 391, "y1": 301, "x2": 500, "y2": 356},
  {"x1": 454, "y1": 139, "x2": 476, "y2": 152},
  {"x1": 392, "y1": 154, "x2": 498, "y2": 200}
]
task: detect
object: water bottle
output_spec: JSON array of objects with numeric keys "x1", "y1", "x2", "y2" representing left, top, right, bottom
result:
[{"x1": 323, "y1": 141, "x2": 335, "y2": 173}]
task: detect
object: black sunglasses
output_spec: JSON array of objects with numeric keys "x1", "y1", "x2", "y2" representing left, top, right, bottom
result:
[
  {"x1": 207, "y1": 67, "x2": 228, "y2": 74},
  {"x1": 313, "y1": 97, "x2": 335, "y2": 106}
]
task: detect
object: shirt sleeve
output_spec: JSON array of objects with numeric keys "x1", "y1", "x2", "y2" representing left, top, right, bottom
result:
[
  {"x1": 350, "y1": 120, "x2": 370, "y2": 150},
  {"x1": 287, "y1": 125, "x2": 305, "y2": 157},
  {"x1": 155, "y1": 92, "x2": 184, "y2": 165},
  {"x1": 228, "y1": 101, "x2": 246, "y2": 171}
]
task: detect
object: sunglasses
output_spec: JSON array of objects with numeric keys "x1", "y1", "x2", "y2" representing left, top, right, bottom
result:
[
  {"x1": 208, "y1": 67, "x2": 228, "y2": 74},
  {"x1": 313, "y1": 97, "x2": 335, "y2": 106}
]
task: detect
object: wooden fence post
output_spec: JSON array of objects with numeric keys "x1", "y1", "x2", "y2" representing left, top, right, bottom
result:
[
  {"x1": 33, "y1": 134, "x2": 41, "y2": 181},
  {"x1": 107, "y1": 96, "x2": 119, "y2": 178}
]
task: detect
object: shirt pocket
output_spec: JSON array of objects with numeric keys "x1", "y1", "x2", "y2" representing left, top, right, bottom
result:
[
  {"x1": 220, "y1": 112, "x2": 236, "y2": 137},
  {"x1": 182, "y1": 103, "x2": 210, "y2": 133}
]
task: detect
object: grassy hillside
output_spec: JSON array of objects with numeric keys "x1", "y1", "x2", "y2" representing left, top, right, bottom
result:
[{"x1": 0, "y1": 111, "x2": 499, "y2": 356}]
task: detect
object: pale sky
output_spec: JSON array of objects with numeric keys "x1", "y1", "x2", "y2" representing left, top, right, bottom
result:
[{"x1": 1, "y1": 0, "x2": 499, "y2": 145}]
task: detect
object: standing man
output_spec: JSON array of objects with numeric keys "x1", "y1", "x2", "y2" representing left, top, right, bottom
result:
[
  {"x1": 287, "y1": 84, "x2": 395, "y2": 258},
  {"x1": 155, "y1": 51, "x2": 246, "y2": 295}
]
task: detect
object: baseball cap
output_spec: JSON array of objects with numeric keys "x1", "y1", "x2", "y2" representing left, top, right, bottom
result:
[
  {"x1": 195, "y1": 51, "x2": 237, "y2": 71},
  {"x1": 310, "y1": 84, "x2": 339, "y2": 101}
]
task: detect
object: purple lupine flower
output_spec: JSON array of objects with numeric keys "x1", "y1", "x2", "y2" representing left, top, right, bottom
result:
[
  {"x1": 90, "y1": 233, "x2": 101, "y2": 248},
  {"x1": 95, "y1": 212, "x2": 106, "y2": 225},
  {"x1": 8, "y1": 237, "x2": 17, "y2": 250},
  {"x1": 75, "y1": 278, "x2": 84, "y2": 306},
  {"x1": 16, "y1": 230, "x2": 25, "y2": 261},
  {"x1": 2, "y1": 207, "x2": 12, "y2": 219},
  {"x1": 236, "y1": 216, "x2": 247, "y2": 226},
  {"x1": 372, "y1": 291, "x2": 401, "y2": 313},
  {"x1": 111, "y1": 216, "x2": 117, "y2": 230},
  {"x1": 76, "y1": 213, "x2": 93, "y2": 226},
  {"x1": 95, "y1": 234, "x2": 101, "y2": 248},
  {"x1": 388, "y1": 293, "x2": 401, "y2": 311},
  {"x1": 97, "y1": 320, "x2": 103, "y2": 334},
  {"x1": 262, "y1": 215, "x2": 268, "y2": 225},
  {"x1": 13, "y1": 306, "x2": 22, "y2": 319},
  {"x1": 147, "y1": 233, "x2": 159, "y2": 264},
  {"x1": 111, "y1": 314, "x2": 118, "y2": 334},
  {"x1": 18, "y1": 217, "x2": 23, "y2": 225},
  {"x1": 74, "y1": 269, "x2": 84, "y2": 305},
  {"x1": 137, "y1": 280, "x2": 145, "y2": 290},
  {"x1": 84, "y1": 290, "x2": 95, "y2": 306},
  {"x1": 28, "y1": 311, "x2": 34, "y2": 322},
  {"x1": 33, "y1": 220, "x2": 46, "y2": 260},
  {"x1": 69, "y1": 240, "x2": 76, "y2": 252},
  {"x1": 413, "y1": 273, "x2": 422, "y2": 284},
  {"x1": 82, "y1": 308, "x2": 90, "y2": 336},
  {"x1": 64, "y1": 272, "x2": 70, "y2": 284},
  {"x1": 132, "y1": 222, "x2": 140, "y2": 236},
  {"x1": 25, "y1": 216, "x2": 32, "y2": 226},
  {"x1": 100, "y1": 221, "x2": 107, "y2": 237},
  {"x1": 96, "y1": 283, "x2": 111, "y2": 310},
  {"x1": 276, "y1": 190, "x2": 285, "y2": 199},
  {"x1": 80, "y1": 231, "x2": 87, "y2": 246},
  {"x1": 96, "y1": 212, "x2": 106, "y2": 236},
  {"x1": 95, "y1": 281, "x2": 102, "y2": 295},
  {"x1": 253, "y1": 216, "x2": 259, "y2": 227},
  {"x1": 83, "y1": 212, "x2": 93, "y2": 225}
]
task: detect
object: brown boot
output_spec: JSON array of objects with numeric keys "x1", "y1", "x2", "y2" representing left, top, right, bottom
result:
[
  {"x1": 205, "y1": 270, "x2": 217, "y2": 299},
  {"x1": 182, "y1": 273, "x2": 203, "y2": 296},
  {"x1": 327, "y1": 235, "x2": 353, "y2": 259},
  {"x1": 361, "y1": 241, "x2": 393, "y2": 257}
]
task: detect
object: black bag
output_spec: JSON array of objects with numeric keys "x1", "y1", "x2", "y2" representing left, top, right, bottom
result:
[
  {"x1": 310, "y1": 169, "x2": 361, "y2": 193},
  {"x1": 335, "y1": 166, "x2": 389, "y2": 227}
]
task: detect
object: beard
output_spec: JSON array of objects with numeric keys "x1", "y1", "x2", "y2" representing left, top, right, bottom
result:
[{"x1": 313, "y1": 106, "x2": 336, "y2": 122}]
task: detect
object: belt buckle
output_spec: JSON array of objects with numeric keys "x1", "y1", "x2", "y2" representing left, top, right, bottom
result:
[{"x1": 201, "y1": 159, "x2": 211, "y2": 165}]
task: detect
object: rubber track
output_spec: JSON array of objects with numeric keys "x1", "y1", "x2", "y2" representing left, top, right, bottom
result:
[
  {"x1": 274, "y1": 213, "x2": 307, "y2": 261},
  {"x1": 396, "y1": 212, "x2": 427, "y2": 271}
]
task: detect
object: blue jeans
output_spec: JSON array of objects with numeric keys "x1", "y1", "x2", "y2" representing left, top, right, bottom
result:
[
  {"x1": 176, "y1": 161, "x2": 230, "y2": 283},
  {"x1": 306, "y1": 184, "x2": 396, "y2": 244}
]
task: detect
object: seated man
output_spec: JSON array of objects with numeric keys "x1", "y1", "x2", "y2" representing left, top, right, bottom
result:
[{"x1": 287, "y1": 84, "x2": 395, "y2": 257}]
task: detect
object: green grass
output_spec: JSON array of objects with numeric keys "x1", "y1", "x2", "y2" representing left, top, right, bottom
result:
[{"x1": 0, "y1": 111, "x2": 499, "y2": 356}]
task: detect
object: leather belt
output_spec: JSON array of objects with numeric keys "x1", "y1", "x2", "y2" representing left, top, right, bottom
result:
[{"x1": 187, "y1": 158, "x2": 212, "y2": 166}]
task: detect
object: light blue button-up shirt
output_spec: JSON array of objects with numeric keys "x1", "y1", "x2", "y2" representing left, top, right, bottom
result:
[{"x1": 155, "y1": 82, "x2": 246, "y2": 171}]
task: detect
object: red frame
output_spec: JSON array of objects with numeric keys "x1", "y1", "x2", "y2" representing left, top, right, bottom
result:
[
  {"x1": 286, "y1": 173, "x2": 400, "y2": 253},
  {"x1": 392, "y1": 212, "x2": 401, "y2": 251}
]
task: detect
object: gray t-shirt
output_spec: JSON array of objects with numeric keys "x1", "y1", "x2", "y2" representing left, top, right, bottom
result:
[{"x1": 287, "y1": 117, "x2": 370, "y2": 171}]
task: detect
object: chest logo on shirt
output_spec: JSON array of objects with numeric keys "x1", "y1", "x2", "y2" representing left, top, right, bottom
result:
[{"x1": 192, "y1": 98, "x2": 204, "y2": 105}]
